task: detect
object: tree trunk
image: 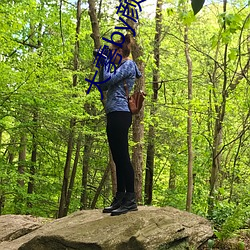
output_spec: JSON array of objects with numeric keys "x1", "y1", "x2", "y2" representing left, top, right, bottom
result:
[
  {"x1": 144, "y1": 0, "x2": 162, "y2": 205},
  {"x1": 7, "y1": 137, "x2": 15, "y2": 164},
  {"x1": 18, "y1": 135, "x2": 26, "y2": 187},
  {"x1": 0, "y1": 128, "x2": 5, "y2": 213},
  {"x1": 0, "y1": 194, "x2": 4, "y2": 215},
  {"x1": 58, "y1": 119, "x2": 75, "y2": 218},
  {"x1": 58, "y1": 0, "x2": 81, "y2": 218},
  {"x1": 80, "y1": 135, "x2": 93, "y2": 210},
  {"x1": 131, "y1": 54, "x2": 145, "y2": 202},
  {"x1": 64, "y1": 133, "x2": 82, "y2": 215},
  {"x1": 208, "y1": 0, "x2": 228, "y2": 216},
  {"x1": 124, "y1": 13, "x2": 146, "y2": 204},
  {"x1": 0, "y1": 129, "x2": 2, "y2": 148},
  {"x1": 91, "y1": 163, "x2": 110, "y2": 209},
  {"x1": 27, "y1": 110, "x2": 38, "y2": 208},
  {"x1": 28, "y1": 131, "x2": 36, "y2": 193},
  {"x1": 168, "y1": 94, "x2": 177, "y2": 190},
  {"x1": 229, "y1": 136, "x2": 242, "y2": 202},
  {"x1": 109, "y1": 150, "x2": 117, "y2": 196},
  {"x1": 87, "y1": 0, "x2": 115, "y2": 202},
  {"x1": 208, "y1": 8, "x2": 250, "y2": 216},
  {"x1": 87, "y1": 0, "x2": 101, "y2": 49},
  {"x1": 72, "y1": 0, "x2": 81, "y2": 87},
  {"x1": 168, "y1": 166, "x2": 176, "y2": 190},
  {"x1": 184, "y1": 25, "x2": 193, "y2": 212},
  {"x1": 0, "y1": 127, "x2": 4, "y2": 213},
  {"x1": 27, "y1": 8, "x2": 43, "y2": 206},
  {"x1": 15, "y1": 134, "x2": 27, "y2": 214},
  {"x1": 145, "y1": 126, "x2": 154, "y2": 204}
]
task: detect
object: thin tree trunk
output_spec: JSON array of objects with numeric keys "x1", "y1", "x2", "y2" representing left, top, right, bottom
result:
[
  {"x1": 1, "y1": 128, "x2": 6, "y2": 214},
  {"x1": 91, "y1": 164, "x2": 110, "y2": 209},
  {"x1": 145, "y1": 127, "x2": 154, "y2": 204},
  {"x1": 58, "y1": 0, "x2": 81, "y2": 218},
  {"x1": 58, "y1": 119, "x2": 75, "y2": 218},
  {"x1": 208, "y1": 16, "x2": 250, "y2": 215},
  {"x1": 87, "y1": 0, "x2": 101, "y2": 49},
  {"x1": 97, "y1": 0, "x2": 103, "y2": 20},
  {"x1": 168, "y1": 96, "x2": 177, "y2": 190},
  {"x1": 80, "y1": 135, "x2": 93, "y2": 210},
  {"x1": 109, "y1": 150, "x2": 117, "y2": 196},
  {"x1": 18, "y1": 135, "x2": 26, "y2": 187},
  {"x1": 27, "y1": 21, "x2": 36, "y2": 201},
  {"x1": 144, "y1": 0, "x2": 162, "y2": 205},
  {"x1": 208, "y1": 0, "x2": 228, "y2": 216},
  {"x1": 82, "y1": 1, "x2": 102, "y2": 209},
  {"x1": 229, "y1": 136, "x2": 242, "y2": 202},
  {"x1": 27, "y1": 8, "x2": 43, "y2": 206},
  {"x1": 131, "y1": 51, "x2": 145, "y2": 202},
  {"x1": 64, "y1": 133, "x2": 82, "y2": 215},
  {"x1": 124, "y1": 13, "x2": 146, "y2": 204},
  {"x1": 15, "y1": 135, "x2": 27, "y2": 214},
  {"x1": 27, "y1": 110, "x2": 38, "y2": 208},
  {"x1": 0, "y1": 127, "x2": 4, "y2": 213},
  {"x1": 168, "y1": 166, "x2": 176, "y2": 190},
  {"x1": 87, "y1": 0, "x2": 115, "y2": 203},
  {"x1": 7, "y1": 137, "x2": 15, "y2": 164},
  {"x1": 72, "y1": 0, "x2": 81, "y2": 88},
  {"x1": 0, "y1": 129, "x2": 2, "y2": 147},
  {"x1": 184, "y1": 25, "x2": 193, "y2": 212},
  {"x1": 0, "y1": 129, "x2": 5, "y2": 213},
  {"x1": 28, "y1": 132, "x2": 36, "y2": 193},
  {"x1": 0, "y1": 194, "x2": 4, "y2": 215}
]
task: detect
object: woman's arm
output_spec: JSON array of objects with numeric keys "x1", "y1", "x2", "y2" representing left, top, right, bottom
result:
[{"x1": 100, "y1": 60, "x2": 133, "y2": 89}]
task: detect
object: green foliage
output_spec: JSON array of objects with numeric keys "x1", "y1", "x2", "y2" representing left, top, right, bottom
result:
[
  {"x1": 214, "y1": 204, "x2": 250, "y2": 240},
  {"x1": 207, "y1": 239, "x2": 215, "y2": 249},
  {"x1": 210, "y1": 200, "x2": 236, "y2": 226},
  {"x1": 0, "y1": 0, "x2": 249, "y2": 235},
  {"x1": 238, "y1": 241, "x2": 245, "y2": 250}
]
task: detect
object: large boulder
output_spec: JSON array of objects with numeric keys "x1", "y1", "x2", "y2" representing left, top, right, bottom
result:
[
  {"x1": 0, "y1": 214, "x2": 48, "y2": 243},
  {"x1": 0, "y1": 206, "x2": 213, "y2": 250}
]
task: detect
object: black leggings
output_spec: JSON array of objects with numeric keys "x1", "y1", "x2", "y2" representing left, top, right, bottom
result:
[{"x1": 106, "y1": 111, "x2": 134, "y2": 193}]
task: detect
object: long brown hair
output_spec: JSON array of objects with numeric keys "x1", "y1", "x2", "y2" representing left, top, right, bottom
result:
[{"x1": 113, "y1": 34, "x2": 132, "y2": 57}]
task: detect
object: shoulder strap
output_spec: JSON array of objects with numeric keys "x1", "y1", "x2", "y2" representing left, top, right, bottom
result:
[{"x1": 123, "y1": 80, "x2": 129, "y2": 99}]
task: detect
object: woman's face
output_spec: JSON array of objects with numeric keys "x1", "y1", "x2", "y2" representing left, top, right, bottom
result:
[{"x1": 109, "y1": 46, "x2": 123, "y2": 64}]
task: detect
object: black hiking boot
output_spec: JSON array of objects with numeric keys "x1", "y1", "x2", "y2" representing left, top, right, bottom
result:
[
  {"x1": 111, "y1": 192, "x2": 138, "y2": 216},
  {"x1": 102, "y1": 192, "x2": 125, "y2": 213}
]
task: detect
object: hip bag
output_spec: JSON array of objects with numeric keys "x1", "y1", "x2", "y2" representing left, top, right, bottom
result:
[{"x1": 123, "y1": 80, "x2": 146, "y2": 115}]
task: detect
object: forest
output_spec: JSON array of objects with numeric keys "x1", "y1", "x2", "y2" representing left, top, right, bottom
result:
[{"x1": 0, "y1": 0, "x2": 249, "y2": 247}]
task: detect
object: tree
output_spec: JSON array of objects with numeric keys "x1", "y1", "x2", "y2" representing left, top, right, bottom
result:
[
  {"x1": 144, "y1": 0, "x2": 163, "y2": 205},
  {"x1": 184, "y1": 24, "x2": 194, "y2": 212},
  {"x1": 58, "y1": 0, "x2": 82, "y2": 218}
]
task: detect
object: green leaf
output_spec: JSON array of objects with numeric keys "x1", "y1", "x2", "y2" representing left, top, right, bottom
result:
[
  {"x1": 191, "y1": 0, "x2": 205, "y2": 15},
  {"x1": 228, "y1": 48, "x2": 238, "y2": 61},
  {"x1": 181, "y1": 10, "x2": 196, "y2": 26}
]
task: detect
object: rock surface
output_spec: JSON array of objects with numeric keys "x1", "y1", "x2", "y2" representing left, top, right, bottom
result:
[
  {"x1": 0, "y1": 206, "x2": 214, "y2": 250},
  {"x1": 0, "y1": 215, "x2": 48, "y2": 243}
]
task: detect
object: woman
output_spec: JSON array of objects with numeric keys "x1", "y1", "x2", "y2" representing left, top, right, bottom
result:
[{"x1": 99, "y1": 34, "x2": 142, "y2": 216}]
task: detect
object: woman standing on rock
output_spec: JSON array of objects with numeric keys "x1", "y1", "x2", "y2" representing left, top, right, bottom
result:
[{"x1": 99, "y1": 34, "x2": 141, "y2": 216}]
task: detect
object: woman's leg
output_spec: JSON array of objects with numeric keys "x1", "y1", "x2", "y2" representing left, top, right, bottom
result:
[{"x1": 106, "y1": 111, "x2": 134, "y2": 192}]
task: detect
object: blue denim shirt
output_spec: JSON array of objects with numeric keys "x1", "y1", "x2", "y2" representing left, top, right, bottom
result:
[{"x1": 99, "y1": 59, "x2": 142, "y2": 114}]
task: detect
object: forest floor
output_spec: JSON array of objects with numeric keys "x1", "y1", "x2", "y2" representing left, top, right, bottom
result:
[{"x1": 200, "y1": 230, "x2": 250, "y2": 249}]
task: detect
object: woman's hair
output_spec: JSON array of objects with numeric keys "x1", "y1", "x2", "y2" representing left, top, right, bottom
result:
[{"x1": 114, "y1": 34, "x2": 132, "y2": 57}]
